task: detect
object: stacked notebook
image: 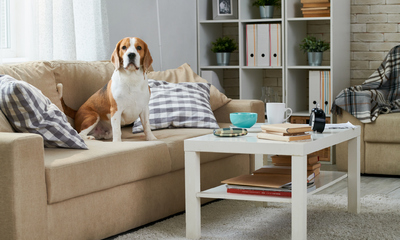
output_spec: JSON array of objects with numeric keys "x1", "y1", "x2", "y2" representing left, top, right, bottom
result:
[
  {"x1": 257, "y1": 123, "x2": 312, "y2": 142},
  {"x1": 300, "y1": 0, "x2": 330, "y2": 18}
]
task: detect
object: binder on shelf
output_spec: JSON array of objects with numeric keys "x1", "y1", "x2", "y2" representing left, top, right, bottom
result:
[
  {"x1": 309, "y1": 70, "x2": 321, "y2": 114},
  {"x1": 309, "y1": 70, "x2": 331, "y2": 114},
  {"x1": 257, "y1": 24, "x2": 270, "y2": 67},
  {"x1": 321, "y1": 70, "x2": 331, "y2": 114},
  {"x1": 246, "y1": 23, "x2": 281, "y2": 67},
  {"x1": 246, "y1": 24, "x2": 257, "y2": 67},
  {"x1": 270, "y1": 23, "x2": 281, "y2": 67}
]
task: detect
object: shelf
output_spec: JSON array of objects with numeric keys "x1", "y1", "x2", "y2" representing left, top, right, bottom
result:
[
  {"x1": 287, "y1": 17, "x2": 331, "y2": 22},
  {"x1": 292, "y1": 111, "x2": 311, "y2": 117},
  {"x1": 199, "y1": 19, "x2": 239, "y2": 24},
  {"x1": 241, "y1": 18, "x2": 283, "y2": 23},
  {"x1": 200, "y1": 65, "x2": 240, "y2": 69},
  {"x1": 287, "y1": 66, "x2": 331, "y2": 70},
  {"x1": 242, "y1": 66, "x2": 283, "y2": 70},
  {"x1": 197, "y1": 171, "x2": 347, "y2": 202}
]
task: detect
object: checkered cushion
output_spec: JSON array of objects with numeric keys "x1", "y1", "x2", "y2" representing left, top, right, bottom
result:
[
  {"x1": 132, "y1": 79, "x2": 219, "y2": 133},
  {"x1": 0, "y1": 75, "x2": 87, "y2": 149}
]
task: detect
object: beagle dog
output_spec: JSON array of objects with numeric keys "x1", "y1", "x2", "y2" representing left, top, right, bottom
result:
[{"x1": 62, "y1": 37, "x2": 156, "y2": 142}]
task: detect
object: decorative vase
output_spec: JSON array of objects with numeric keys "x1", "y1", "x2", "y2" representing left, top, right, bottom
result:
[
  {"x1": 259, "y1": 6, "x2": 274, "y2": 19},
  {"x1": 308, "y1": 52, "x2": 323, "y2": 66},
  {"x1": 260, "y1": 86, "x2": 277, "y2": 117},
  {"x1": 216, "y1": 52, "x2": 231, "y2": 66}
]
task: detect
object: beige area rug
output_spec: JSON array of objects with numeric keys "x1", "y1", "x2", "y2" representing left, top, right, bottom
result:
[{"x1": 111, "y1": 194, "x2": 400, "y2": 240}]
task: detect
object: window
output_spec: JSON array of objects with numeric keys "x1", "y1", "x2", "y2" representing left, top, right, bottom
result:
[
  {"x1": 0, "y1": 0, "x2": 10, "y2": 49},
  {"x1": 0, "y1": 0, "x2": 16, "y2": 59}
]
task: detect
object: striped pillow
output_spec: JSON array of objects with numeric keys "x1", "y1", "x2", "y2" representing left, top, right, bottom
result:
[
  {"x1": 132, "y1": 80, "x2": 219, "y2": 133},
  {"x1": 0, "y1": 75, "x2": 87, "y2": 149}
]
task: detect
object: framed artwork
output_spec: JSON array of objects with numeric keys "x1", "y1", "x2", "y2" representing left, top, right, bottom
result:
[{"x1": 213, "y1": 0, "x2": 238, "y2": 20}]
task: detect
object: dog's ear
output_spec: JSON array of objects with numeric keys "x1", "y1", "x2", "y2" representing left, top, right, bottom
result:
[
  {"x1": 111, "y1": 39, "x2": 123, "y2": 70},
  {"x1": 142, "y1": 42, "x2": 153, "y2": 73}
]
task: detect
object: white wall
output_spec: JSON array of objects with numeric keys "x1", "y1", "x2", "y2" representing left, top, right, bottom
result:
[{"x1": 105, "y1": 0, "x2": 197, "y2": 72}]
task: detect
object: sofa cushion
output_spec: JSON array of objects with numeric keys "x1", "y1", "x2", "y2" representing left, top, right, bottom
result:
[
  {"x1": 132, "y1": 80, "x2": 219, "y2": 133},
  {"x1": 50, "y1": 60, "x2": 115, "y2": 111},
  {"x1": 0, "y1": 61, "x2": 62, "y2": 110},
  {"x1": 147, "y1": 63, "x2": 231, "y2": 111},
  {"x1": 122, "y1": 127, "x2": 236, "y2": 172},
  {"x1": 0, "y1": 110, "x2": 13, "y2": 132},
  {"x1": 44, "y1": 139, "x2": 171, "y2": 204},
  {"x1": 364, "y1": 112, "x2": 400, "y2": 143},
  {"x1": 0, "y1": 75, "x2": 87, "y2": 149}
]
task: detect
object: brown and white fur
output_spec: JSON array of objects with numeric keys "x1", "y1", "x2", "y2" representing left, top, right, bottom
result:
[{"x1": 61, "y1": 37, "x2": 156, "y2": 142}]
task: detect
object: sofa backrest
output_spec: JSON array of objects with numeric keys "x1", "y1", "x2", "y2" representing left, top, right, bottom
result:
[
  {"x1": 0, "y1": 61, "x2": 63, "y2": 110},
  {"x1": 50, "y1": 61, "x2": 114, "y2": 111},
  {"x1": 0, "y1": 60, "x2": 115, "y2": 113}
]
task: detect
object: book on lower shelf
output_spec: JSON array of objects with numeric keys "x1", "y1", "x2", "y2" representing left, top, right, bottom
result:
[
  {"x1": 272, "y1": 154, "x2": 319, "y2": 166},
  {"x1": 253, "y1": 165, "x2": 321, "y2": 176},
  {"x1": 222, "y1": 166, "x2": 317, "y2": 197},
  {"x1": 226, "y1": 183, "x2": 316, "y2": 197}
]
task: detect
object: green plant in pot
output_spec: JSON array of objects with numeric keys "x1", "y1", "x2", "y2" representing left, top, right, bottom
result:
[
  {"x1": 211, "y1": 36, "x2": 238, "y2": 66},
  {"x1": 252, "y1": 0, "x2": 280, "y2": 19},
  {"x1": 299, "y1": 35, "x2": 330, "y2": 66}
]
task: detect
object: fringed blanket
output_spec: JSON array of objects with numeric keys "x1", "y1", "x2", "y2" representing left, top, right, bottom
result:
[{"x1": 332, "y1": 45, "x2": 400, "y2": 123}]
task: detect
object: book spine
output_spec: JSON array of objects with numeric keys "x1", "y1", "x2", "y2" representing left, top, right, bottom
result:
[{"x1": 227, "y1": 188, "x2": 291, "y2": 197}]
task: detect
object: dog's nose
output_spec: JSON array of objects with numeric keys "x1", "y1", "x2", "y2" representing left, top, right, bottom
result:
[{"x1": 128, "y1": 53, "x2": 136, "y2": 60}]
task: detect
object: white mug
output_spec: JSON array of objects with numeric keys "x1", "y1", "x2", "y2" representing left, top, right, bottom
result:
[{"x1": 266, "y1": 103, "x2": 292, "y2": 124}]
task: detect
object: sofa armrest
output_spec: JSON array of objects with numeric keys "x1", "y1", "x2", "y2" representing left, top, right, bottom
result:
[
  {"x1": 0, "y1": 133, "x2": 47, "y2": 240},
  {"x1": 213, "y1": 99, "x2": 265, "y2": 123},
  {"x1": 335, "y1": 110, "x2": 365, "y2": 173}
]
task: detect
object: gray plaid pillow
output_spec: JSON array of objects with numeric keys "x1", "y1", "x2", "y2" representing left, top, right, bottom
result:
[
  {"x1": 132, "y1": 80, "x2": 219, "y2": 133},
  {"x1": 0, "y1": 75, "x2": 87, "y2": 149}
]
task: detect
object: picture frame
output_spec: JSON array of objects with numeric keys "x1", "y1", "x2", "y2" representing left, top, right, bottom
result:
[{"x1": 213, "y1": 0, "x2": 238, "y2": 20}]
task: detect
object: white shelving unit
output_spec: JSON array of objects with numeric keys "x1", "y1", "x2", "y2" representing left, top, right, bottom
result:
[
  {"x1": 197, "y1": 0, "x2": 285, "y2": 100},
  {"x1": 197, "y1": 0, "x2": 350, "y2": 117},
  {"x1": 285, "y1": 0, "x2": 350, "y2": 116}
]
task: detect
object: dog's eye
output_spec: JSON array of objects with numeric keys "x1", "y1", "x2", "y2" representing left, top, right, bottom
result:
[
  {"x1": 136, "y1": 46, "x2": 142, "y2": 51},
  {"x1": 122, "y1": 46, "x2": 127, "y2": 50}
]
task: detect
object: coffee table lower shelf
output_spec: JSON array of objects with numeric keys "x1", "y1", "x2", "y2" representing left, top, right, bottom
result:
[{"x1": 197, "y1": 171, "x2": 347, "y2": 203}]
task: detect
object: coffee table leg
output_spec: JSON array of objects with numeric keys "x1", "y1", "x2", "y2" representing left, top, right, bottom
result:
[
  {"x1": 255, "y1": 154, "x2": 263, "y2": 170},
  {"x1": 185, "y1": 151, "x2": 201, "y2": 239},
  {"x1": 291, "y1": 155, "x2": 307, "y2": 240},
  {"x1": 348, "y1": 136, "x2": 360, "y2": 213}
]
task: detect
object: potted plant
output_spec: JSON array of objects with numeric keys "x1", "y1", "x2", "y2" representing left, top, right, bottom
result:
[
  {"x1": 252, "y1": 0, "x2": 280, "y2": 19},
  {"x1": 299, "y1": 35, "x2": 330, "y2": 66},
  {"x1": 211, "y1": 36, "x2": 238, "y2": 66}
]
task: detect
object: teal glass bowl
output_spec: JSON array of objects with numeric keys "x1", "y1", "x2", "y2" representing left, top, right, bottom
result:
[{"x1": 230, "y1": 112, "x2": 258, "y2": 128}]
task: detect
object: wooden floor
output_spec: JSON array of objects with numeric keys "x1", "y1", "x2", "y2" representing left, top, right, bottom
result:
[{"x1": 316, "y1": 165, "x2": 400, "y2": 199}]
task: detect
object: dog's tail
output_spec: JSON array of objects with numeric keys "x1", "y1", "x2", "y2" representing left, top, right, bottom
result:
[{"x1": 57, "y1": 83, "x2": 77, "y2": 120}]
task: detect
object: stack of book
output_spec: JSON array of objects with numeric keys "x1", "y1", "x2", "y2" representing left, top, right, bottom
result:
[
  {"x1": 269, "y1": 154, "x2": 321, "y2": 176},
  {"x1": 222, "y1": 161, "x2": 318, "y2": 197},
  {"x1": 257, "y1": 123, "x2": 312, "y2": 142},
  {"x1": 300, "y1": 0, "x2": 330, "y2": 18}
]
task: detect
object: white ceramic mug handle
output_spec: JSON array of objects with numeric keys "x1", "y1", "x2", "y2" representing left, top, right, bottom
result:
[{"x1": 283, "y1": 108, "x2": 292, "y2": 122}]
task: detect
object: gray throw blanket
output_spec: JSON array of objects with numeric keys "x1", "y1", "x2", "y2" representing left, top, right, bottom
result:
[{"x1": 332, "y1": 45, "x2": 400, "y2": 123}]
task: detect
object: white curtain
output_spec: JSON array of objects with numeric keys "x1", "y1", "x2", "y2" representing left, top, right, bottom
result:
[{"x1": 21, "y1": 0, "x2": 110, "y2": 61}]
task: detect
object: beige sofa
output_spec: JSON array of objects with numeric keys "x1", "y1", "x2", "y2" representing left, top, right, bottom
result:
[
  {"x1": 0, "y1": 61, "x2": 265, "y2": 240},
  {"x1": 336, "y1": 110, "x2": 400, "y2": 175}
]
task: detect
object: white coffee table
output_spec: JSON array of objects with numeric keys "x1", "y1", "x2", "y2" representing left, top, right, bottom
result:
[{"x1": 184, "y1": 127, "x2": 361, "y2": 240}]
